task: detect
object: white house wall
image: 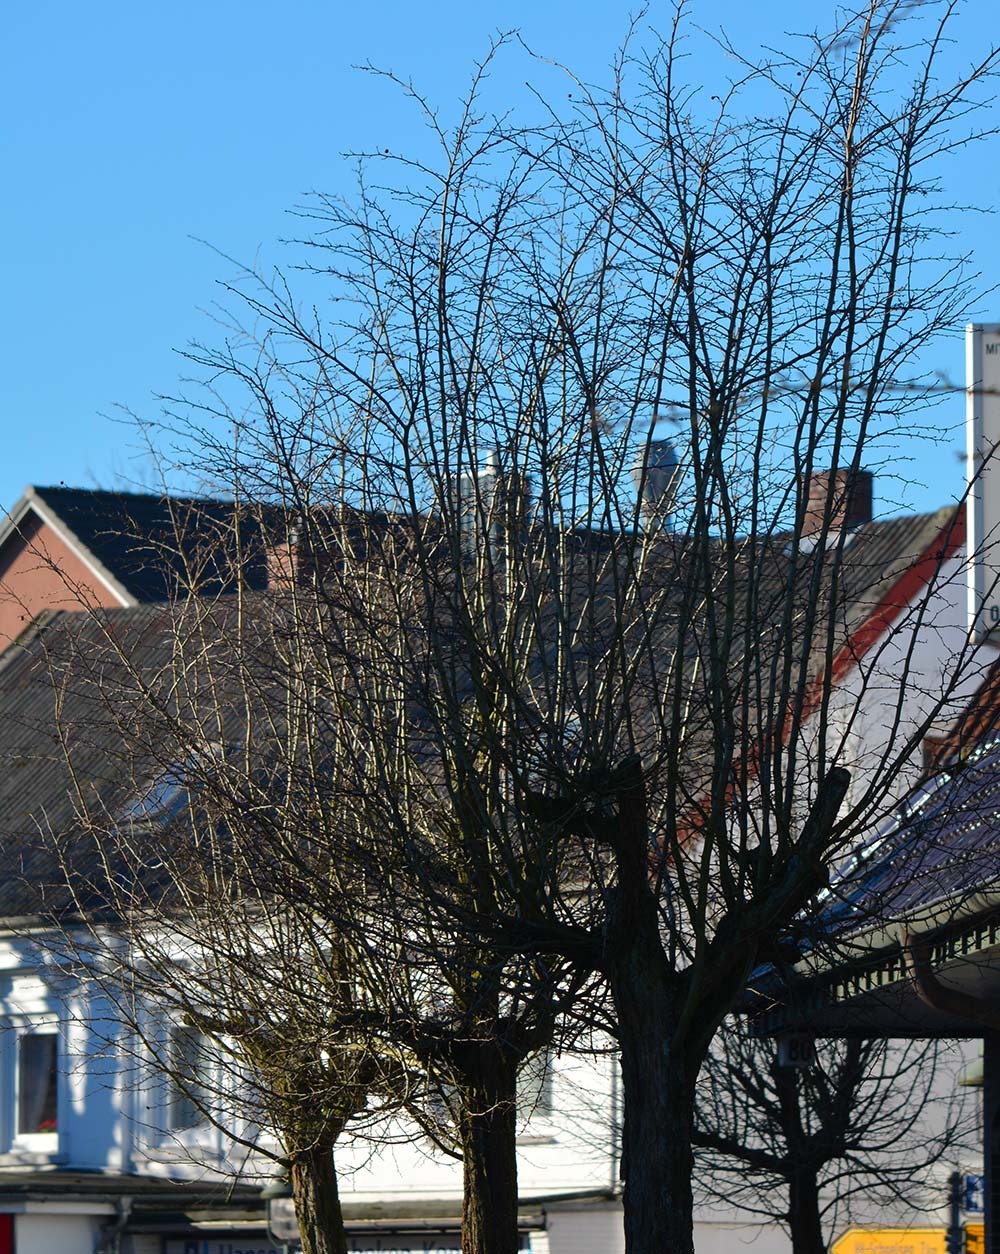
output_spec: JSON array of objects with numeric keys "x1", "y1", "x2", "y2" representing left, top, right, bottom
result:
[{"x1": 807, "y1": 551, "x2": 984, "y2": 816}]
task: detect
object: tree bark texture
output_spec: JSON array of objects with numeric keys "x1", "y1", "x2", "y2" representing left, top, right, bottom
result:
[
  {"x1": 290, "y1": 1141, "x2": 349, "y2": 1254},
  {"x1": 788, "y1": 1168, "x2": 825, "y2": 1254},
  {"x1": 613, "y1": 962, "x2": 696, "y2": 1254},
  {"x1": 459, "y1": 1049, "x2": 520, "y2": 1254},
  {"x1": 607, "y1": 755, "x2": 699, "y2": 1254}
]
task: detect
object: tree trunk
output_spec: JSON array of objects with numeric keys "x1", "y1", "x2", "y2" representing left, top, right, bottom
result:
[
  {"x1": 607, "y1": 756, "x2": 699, "y2": 1254},
  {"x1": 290, "y1": 1141, "x2": 349, "y2": 1254},
  {"x1": 613, "y1": 959, "x2": 696, "y2": 1254},
  {"x1": 788, "y1": 1168, "x2": 825, "y2": 1254},
  {"x1": 459, "y1": 1049, "x2": 520, "y2": 1254}
]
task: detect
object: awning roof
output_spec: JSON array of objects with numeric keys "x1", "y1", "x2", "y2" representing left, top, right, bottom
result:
[{"x1": 748, "y1": 737, "x2": 1000, "y2": 1038}]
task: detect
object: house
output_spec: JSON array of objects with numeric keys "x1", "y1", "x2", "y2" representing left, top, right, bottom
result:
[
  {"x1": 737, "y1": 324, "x2": 1000, "y2": 1253},
  {"x1": 744, "y1": 694, "x2": 1000, "y2": 1250},
  {"x1": 0, "y1": 485, "x2": 269, "y2": 653},
  {"x1": 0, "y1": 478, "x2": 981, "y2": 1253}
]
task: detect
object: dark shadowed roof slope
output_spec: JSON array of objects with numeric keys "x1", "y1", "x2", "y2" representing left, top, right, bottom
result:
[
  {"x1": 0, "y1": 601, "x2": 241, "y2": 920},
  {"x1": 0, "y1": 499, "x2": 967, "y2": 928},
  {"x1": 822, "y1": 742, "x2": 1000, "y2": 936},
  {"x1": 744, "y1": 728, "x2": 1000, "y2": 1037},
  {"x1": 26, "y1": 486, "x2": 271, "y2": 600}
]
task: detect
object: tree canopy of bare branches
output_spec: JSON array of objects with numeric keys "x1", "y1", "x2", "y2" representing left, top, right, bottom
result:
[{"x1": 20, "y1": 4, "x2": 1000, "y2": 1253}]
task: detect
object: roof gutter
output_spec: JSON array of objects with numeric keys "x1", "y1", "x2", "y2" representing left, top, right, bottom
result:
[{"x1": 903, "y1": 928, "x2": 1000, "y2": 1032}]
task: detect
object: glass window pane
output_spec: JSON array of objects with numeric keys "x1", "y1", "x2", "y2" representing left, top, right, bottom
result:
[
  {"x1": 168, "y1": 1027, "x2": 209, "y2": 1131},
  {"x1": 18, "y1": 1033, "x2": 58, "y2": 1135},
  {"x1": 518, "y1": 1050, "x2": 553, "y2": 1121}
]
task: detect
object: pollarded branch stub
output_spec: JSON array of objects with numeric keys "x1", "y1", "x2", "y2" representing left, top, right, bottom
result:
[
  {"x1": 520, "y1": 754, "x2": 645, "y2": 844},
  {"x1": 738, "y1": 767, "x2": 852, "y2": 943},
  {"x1": 792, "y1": 768, "x2": 851, "y2": 874}
]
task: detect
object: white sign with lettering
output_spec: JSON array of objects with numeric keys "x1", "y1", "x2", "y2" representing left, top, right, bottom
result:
[
  {"x1": 164, "y1": 1233, "x2": 467, "y2": 1254},
  {"x1": 165, "y1": 1241, "x2": 283, "y2": 1254}
]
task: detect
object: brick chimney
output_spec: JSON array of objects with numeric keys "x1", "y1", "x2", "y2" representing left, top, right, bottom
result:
[
  {"x1": 802, "y1": 469, "x2": 873, "y2": 539},
  {"x1": 265, "y1": 525, "x2": 318, "y2": 590}
]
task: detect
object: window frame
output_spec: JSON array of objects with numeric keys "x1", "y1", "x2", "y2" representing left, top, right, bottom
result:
[{"x1": 10, "y1": 1018, "x2": 61, "y2": 1154}]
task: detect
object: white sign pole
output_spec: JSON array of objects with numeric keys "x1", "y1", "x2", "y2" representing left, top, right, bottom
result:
[{"x1": 967, "y1": 322, "x2": 1000, "y2": 640}]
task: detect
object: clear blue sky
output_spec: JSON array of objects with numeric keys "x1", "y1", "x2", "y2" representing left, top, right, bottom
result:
[{"x1": 2, "y1": 0, "x2": 997, "y2": 517}]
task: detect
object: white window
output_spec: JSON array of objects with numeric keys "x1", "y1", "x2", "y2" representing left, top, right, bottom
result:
[
  {"x1": 517, "y1": 1050, "x2": 553, "y2": 1122},
  {"x1": 167, "y1": 1027, "x2": 210, "y2": 1132},
  {"x1": 16, "y1": 1030, "x2": 59, "y2": 1144}
]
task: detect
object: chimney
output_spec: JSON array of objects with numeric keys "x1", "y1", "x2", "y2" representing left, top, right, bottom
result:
[
  {"x1": 266, "y1": 524, "x2": 302, "y2": 590},
  {"x1": 801, "y1": 469, "x2": 873, "y2": 540},
  {"x1": 452, "y1": 451, "x2": 530, "y2": 552},
  {"x1": 633, "y1": 439, "x2": 681, "y2": 530},
  {"x1": 265, "y1": 523, "x2": 329, "y2": 590}
]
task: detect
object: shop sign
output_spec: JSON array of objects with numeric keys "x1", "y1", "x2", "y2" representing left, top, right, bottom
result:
[
  {"x1": 164, "y1": 1235, "x2": 467, "y2": 1254},
  {"x1": 165, "y1": 1242, "x2": 283, "y2": 1254},
  {"x1": 831, "y1": 1226, "x2": 984, "y2": 1254}
]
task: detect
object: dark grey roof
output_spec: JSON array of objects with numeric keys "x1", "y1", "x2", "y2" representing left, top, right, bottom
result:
[
  {"x1": 743, "y1": 716, "x2": 1000, "y2": 1036},
  {"x1": 0, "y1": 502, "x2": 963, "y2": 927},
  {"x1": 814, "y1": 738, "x2": 1000, "y2": 937},
  {"x1": 29, "y1": 486, "x2": 270, "y2": 600},
  {"x1": 0, "y1": 603, "x2": 230, "y2": 918}
]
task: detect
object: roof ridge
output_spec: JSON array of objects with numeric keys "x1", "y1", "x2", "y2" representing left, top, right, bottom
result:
[{"x1": 31, "y1": 484, "x2": 233, "y2": 507}]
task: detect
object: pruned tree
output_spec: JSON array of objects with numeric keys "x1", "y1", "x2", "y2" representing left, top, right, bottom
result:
[
  {"x1": 21, "y1": 599, "x2": 411, "y2": 1254},
  {"x1": 28, "y1": 579, "x2": 584, "y2": 1254}
]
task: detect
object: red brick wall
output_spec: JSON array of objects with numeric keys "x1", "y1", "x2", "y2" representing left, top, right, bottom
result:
[{"x1": 0, "y1": 511, "x2": 125, "y2": 651}]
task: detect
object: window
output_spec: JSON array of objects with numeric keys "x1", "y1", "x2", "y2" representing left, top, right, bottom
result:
[
  {"x1": 17, "y1": 1032, "x2": 58, "y2": 1136},
  {"x1": 167, "y1": 1027, "x2": 210, "y2": 1132},
  {"x1": 517, "y1": 1050, "x2": 553, "y2": 1122},
  {"x1": 122, "y1": 745, "x2": 224, "y2": 827}
]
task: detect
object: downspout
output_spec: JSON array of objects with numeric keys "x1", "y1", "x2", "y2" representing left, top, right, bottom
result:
[
  {"x1": 95, "y1": 1197, "x2": 133, "y2": 1254},
  {"x1": 609, "y1": 1051, "x2": 621, "y2": 1191},
  {"x1": 902, "y1": 932, "x2": 1000, "y2": 1254}
]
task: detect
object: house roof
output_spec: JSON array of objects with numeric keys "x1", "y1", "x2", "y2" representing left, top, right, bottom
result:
[
  {"x1": 826, "y1": 743, "x2": 1000, "y2": 935},
  {"x1": 925, "y1": 651, "x2": 1000, "y2": 771},
  {"x1": 0, "y1": 601, "x2": 236, "y2": 919},
  {"x1": 0, "y1": 499, "x2": 967, "y2": 927},
  {"x1": 0, "y1": 485, "x2": 271, "y2": 604}
]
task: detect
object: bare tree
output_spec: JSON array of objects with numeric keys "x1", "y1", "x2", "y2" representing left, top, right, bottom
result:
[
  {"x1": 166, "y1": 6, "x2": 994, "y2": 1250},
  {"x1": 693, "y1": 1023, "x2": 977, "y2": 1254},
  {"x1": 20, "y1": 3, "x2": 1000, "y2": 1253},
  {"x1": 30, "y1": 581, "x2": 583, "y2": 1254},
  {"x1": 21, "y1": 598, "x2": 413, "y2": 1254}
]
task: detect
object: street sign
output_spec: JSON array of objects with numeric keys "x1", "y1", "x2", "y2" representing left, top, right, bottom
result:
[
  {"x1": 832, "y1": 1226, "x2": 984, "y2": 1254},
  {"x1": 965, "y1": 1174, "x2": 985, "y2": 1214},
  {"x1": 776, "y1": 1033, "x2": 816, "y2": 1069}
]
